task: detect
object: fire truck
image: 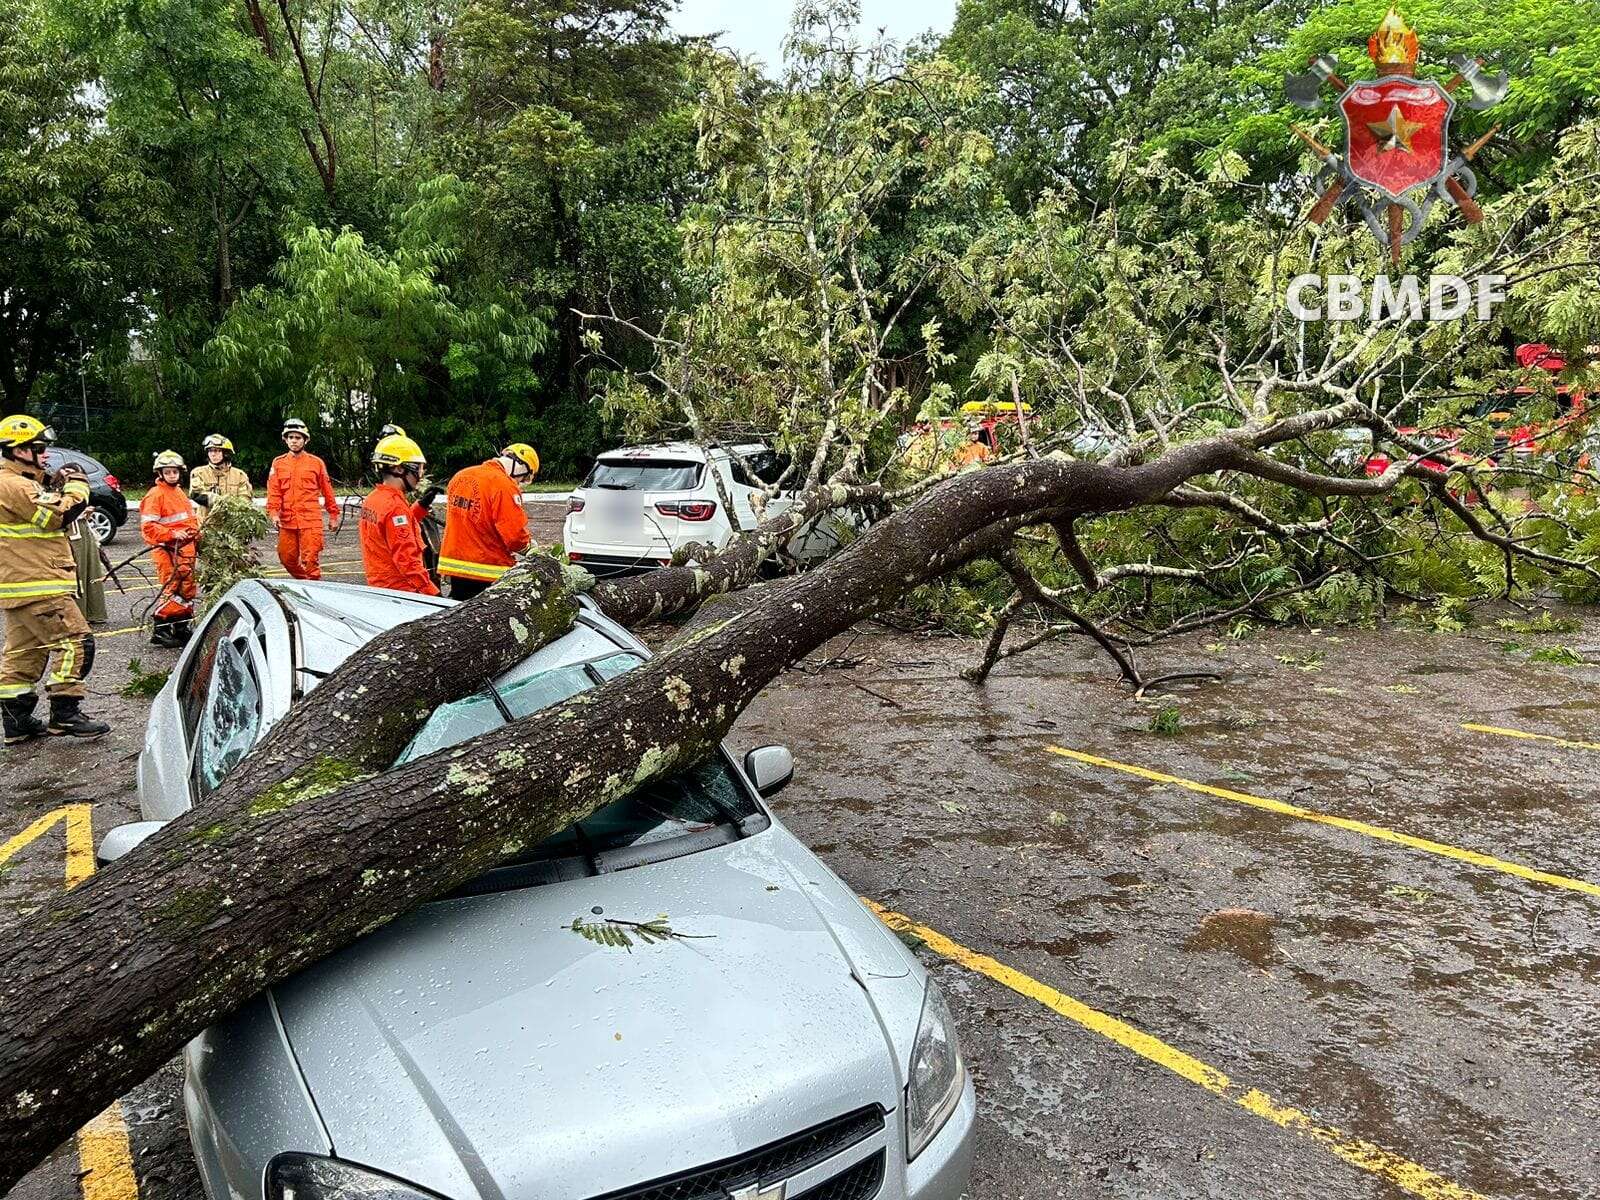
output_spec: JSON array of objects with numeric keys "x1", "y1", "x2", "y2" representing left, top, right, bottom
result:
[{"x1": 1364, "y1": 343, "x2": 1591, "y2": 482}]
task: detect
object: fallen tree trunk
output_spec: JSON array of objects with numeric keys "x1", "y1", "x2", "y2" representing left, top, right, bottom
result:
[{"x1": 0, "y1": 418, "x2": 1425, "y2": 1182}]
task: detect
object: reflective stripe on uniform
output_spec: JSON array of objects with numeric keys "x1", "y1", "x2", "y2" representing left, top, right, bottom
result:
[
  {"x1": 30, "y1": 506, "x2": 52, "y2": 528},
  {"x1": 0, "y1": 682, "x2": 33, "y2": 699},
  {"x1": 437, "y1": 556, "x2": 509, "y2": 581},
  {"x1": 0, "y1": 523, "x2": 57, "y2": 539},
  {"x1": 0, "y1": 580, "x2": 76, "y2": 599},
  {"x1": 48, "y1": 637, "x2": 77, "y2": 686}
]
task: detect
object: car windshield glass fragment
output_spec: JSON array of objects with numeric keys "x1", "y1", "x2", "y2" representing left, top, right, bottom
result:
[
  {"x1": 584, "y1": 459, "x2": 701, "y2": 491},
  {"x1": 395, "y1": 653, "x2": 759, "y2": 873},
  {"x1": 194, "y1": 625, "x2": 263, "y2": 796}
]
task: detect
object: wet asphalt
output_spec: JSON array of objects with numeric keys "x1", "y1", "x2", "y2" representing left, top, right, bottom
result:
[{"x1": 4, "y1": 519, "x2": 1599, "y2": 1199}]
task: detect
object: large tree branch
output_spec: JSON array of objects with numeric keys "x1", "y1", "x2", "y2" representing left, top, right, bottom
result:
[{"x1": 3, "y1": 419, "x2": 1595, "y2": 1181}]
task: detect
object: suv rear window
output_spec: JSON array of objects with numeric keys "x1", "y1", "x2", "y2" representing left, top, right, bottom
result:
[
  {"x1": 584, "y1": 458, "x2": 702, "y2": 491},
  {"x1": 397, "y1": 652, "x2": 766, "y2": 890}
]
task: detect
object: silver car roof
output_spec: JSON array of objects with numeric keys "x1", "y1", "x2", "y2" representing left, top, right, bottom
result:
[{"x1": 261, "y1": 579, "x2": 647, "y2": 684}]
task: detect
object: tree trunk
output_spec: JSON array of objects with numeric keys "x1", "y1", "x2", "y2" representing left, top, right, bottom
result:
[{"x1": 0, "y1": 423, "x2": 1381, "y2": 1184}]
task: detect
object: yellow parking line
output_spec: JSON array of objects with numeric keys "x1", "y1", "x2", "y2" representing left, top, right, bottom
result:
[
  {"x1": 115, "y1": 566, "x2": 369, "y2": 594},
  {"x1": 1461, "y1": 722, "x2": 1600, "y2": 754},
  {"x1": 1047, "y1": 746, "x2": 1600, "y2": 898},
  {"x1": 866, "y1": 900, "x2": 1485, "y2": 1200},
  {"x1": 79, "y1": 1104, "x2": 138, "y2": 1200},
  {"x1": 0, "y1": 805, "x2": 94, "y2": 886}
]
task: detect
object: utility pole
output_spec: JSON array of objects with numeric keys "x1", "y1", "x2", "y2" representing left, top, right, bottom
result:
[{"x1": 78, "y1": 340, "x2": 89, "y2": 432}]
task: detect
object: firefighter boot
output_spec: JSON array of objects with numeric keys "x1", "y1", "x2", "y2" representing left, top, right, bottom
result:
[
  {"x1": 47, "y1": 697, "x2": 111, "y2": 740},
  {"x1": 2, "y1": 696, "x2": 48, "y2": 746}
]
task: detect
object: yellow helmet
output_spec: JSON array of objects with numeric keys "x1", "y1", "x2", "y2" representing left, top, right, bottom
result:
[
  {"x1": 153, "y1": 449, "x2": 185, "y2": 473},
  {"x1": 0, "y1": 414, "x2": 55, "y2": 449},
  {"x1": 202, "y1": 433, "x2": 234, "y2": 453},
  {"x1": 501, "y1": 442, "x2": 540, "y2": 479},
  {"x1": 373, "y1": 434, "x2": 427, "y2": 469}
]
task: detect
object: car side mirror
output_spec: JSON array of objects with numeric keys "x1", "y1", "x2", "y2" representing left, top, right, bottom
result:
[
  {"x1": 96, "y1": 821, "x2": 167, "y2": 867},
  {"x1": 743, "y1": 745, "x2": 794, "y2": 798}
]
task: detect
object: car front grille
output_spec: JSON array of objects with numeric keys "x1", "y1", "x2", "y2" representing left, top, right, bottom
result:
[
  {"x1": 591, "y1": 1106, "x2": 885, "y2": 1200},
  {"x1": 792, "y1": 1149, "x2": 884, "y2": 1200}
]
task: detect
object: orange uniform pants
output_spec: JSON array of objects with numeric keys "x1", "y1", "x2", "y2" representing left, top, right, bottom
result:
[
  {"x1": 277, "y1": 524, "x2": 326, "y2": 580},
  {"x1": 152, "y1": 542, "x2": 198, "y2": 619}
]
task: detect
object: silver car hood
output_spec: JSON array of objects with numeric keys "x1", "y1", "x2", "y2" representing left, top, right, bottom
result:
[{"x1": 272, "y1": 832, "x2": 905, "y2": 1200}]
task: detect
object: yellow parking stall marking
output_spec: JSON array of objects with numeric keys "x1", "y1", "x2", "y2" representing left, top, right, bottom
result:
[
  {"x1": 0, "y1": 807, "x2": 140, "y2": 1198},
  {"x1": 865, "y1": 900, "x2": 1486, "y2": 1200},
  {"x1": 0, "y1": 804, "x2": 94, "y2": 886},
  {"x1": 79, "y1": 1104, "x2": 138, "y2": 1200},
  {"x1": 91, "y1": 625, "x2": 148, "y2": 641},
  {"x1": 1461, "y1": 722, "x2": 1600, "y2": 754},
  {"x1": 116, "y1": 566, "x2": 369, "y2": 594},
  {"x1": 1047, "y1": 746, "x2": 1600, "y2": 898}
]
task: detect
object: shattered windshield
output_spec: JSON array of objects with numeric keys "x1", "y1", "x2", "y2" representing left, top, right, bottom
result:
[{"x1": 397, "y1": 652, "x2": 764, "y2": 888}]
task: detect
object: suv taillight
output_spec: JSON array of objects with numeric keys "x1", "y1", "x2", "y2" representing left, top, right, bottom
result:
[
  {"x1": 567, "y1": 496, "x2": 585, "y2": 514},
  {"x1": 657, "y1": 500, "x2": 716, "y2": 521},
  {"x1": 104, "y1": 475, "x2": 120, "y2": 492}
]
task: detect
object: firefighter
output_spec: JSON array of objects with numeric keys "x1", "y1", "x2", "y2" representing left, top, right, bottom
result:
[
  {"x1": 189, "y1": 433, "x2": 253, "y2": 524},
  {"x1": 0, "y1": 415, "x2": 111, "y2": 743},
  {"x1": 141, "y1": 450, "x2": 200, "y2": 648},
  {"x1": 266, "y1": 418, "x2": 340, "y2": 580},
  {"x1": 360, "y1": 434, "x2": 439, "y2": 596},
  {"x1": 438, "y1": 442, "x2": 538, "y2": 601}
]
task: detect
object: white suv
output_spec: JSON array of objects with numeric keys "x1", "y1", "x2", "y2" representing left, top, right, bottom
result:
[{"x1": 564, "y1": 442, "x2": 848, "y2": 576}]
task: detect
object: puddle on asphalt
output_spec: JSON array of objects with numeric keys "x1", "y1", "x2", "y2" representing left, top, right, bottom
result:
[{"x1": 1185, "y1": 907, "x2": 1275, "y2": 967}]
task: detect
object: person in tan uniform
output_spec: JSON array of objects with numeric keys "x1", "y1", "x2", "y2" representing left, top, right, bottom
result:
[
  {"x1": 189, "y1": 433, "x2": 253, "y2": 524},
  {"x1": 0, "y1": 415, "x2": 111, "y2": 744}
]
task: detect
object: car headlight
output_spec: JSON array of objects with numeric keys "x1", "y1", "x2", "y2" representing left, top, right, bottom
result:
[
  {"x1": 266, "y1": 1153, "x2": 448, "y2": 1200},
  {"x1": 905, "y1": 980, "x2": 966, "y2": 1160}
]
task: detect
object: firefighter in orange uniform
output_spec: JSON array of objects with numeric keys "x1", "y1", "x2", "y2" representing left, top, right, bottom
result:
[
  {"x1": 360, "y1": 435, "x2": 439, "y2": 596},
  {"x1": 141, "y1": 450, "x2": 200, "y2": 648},
  {"x1": 438, "y1": 443, "x2": 538, "y2": 600},
  {"x1": 266, "y1": 418, "x2": 340, "y2": 580}
]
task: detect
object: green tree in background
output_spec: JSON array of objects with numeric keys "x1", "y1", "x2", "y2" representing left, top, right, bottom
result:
[
  {"x1": 0, "y1": 0, "x2": 164, "y2": 412},
  {"x1": 202, "y1": 175, "x2": 550, "y2": 479}
]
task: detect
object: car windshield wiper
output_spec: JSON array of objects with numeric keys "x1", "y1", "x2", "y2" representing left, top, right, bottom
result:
[{"x1": 594, "y1": 482, "x2": 634, "y2": 490}]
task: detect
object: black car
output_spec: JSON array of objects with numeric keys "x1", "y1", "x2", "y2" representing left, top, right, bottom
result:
[{"x1": 41, "y1": 446, "x2": 128, "y2": 544}]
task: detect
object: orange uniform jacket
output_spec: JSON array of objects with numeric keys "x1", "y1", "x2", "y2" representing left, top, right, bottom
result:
[
  {"x1": 439, "y1": 460, "x2": 530, "y2": 583},
  {"x1": 360, "y1": 485, "x2": 439, "y2": 596},
  {"x1": 139, "y1": 481, "x2": 200, "y2": 546},
  {"x1": 266, "y1": 451, "x2": 338, "y2": 529}
]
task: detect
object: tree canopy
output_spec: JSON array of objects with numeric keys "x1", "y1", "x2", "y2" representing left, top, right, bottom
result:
[{"x1": 0, "y1": 0, "x2": 1595, "y2": 635}]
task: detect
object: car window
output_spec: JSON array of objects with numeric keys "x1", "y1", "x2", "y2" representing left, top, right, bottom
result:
[
  {"x1": 584, "y1": 459, "x2": 702, "y2": 491},
  {"x1": 192, "y1": 636, "x2": 263, "y2": 797},
  {"x1": 41, "y1": 449, "x2": 97, "y2": 477},
  {"x1": 749, "y1": 450, "x2": 790, "y2": 486},
  {"x1": 180, "y1": 604, "x2": 239, "y2": 741},
  {"x1": 398, "y1": 651, "x2": 763, "y2": 886}
]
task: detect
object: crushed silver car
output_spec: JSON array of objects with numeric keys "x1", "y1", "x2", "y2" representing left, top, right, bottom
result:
[{"x1": 103, "y1": 578, "x2": 976, "y2": 1200}]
